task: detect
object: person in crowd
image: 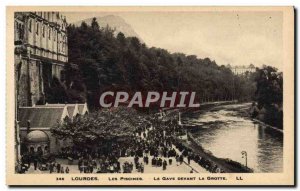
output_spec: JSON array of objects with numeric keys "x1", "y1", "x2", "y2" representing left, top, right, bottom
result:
[
  {"x1": 49, "y1": 163, "x2": 54, "y2": 174},
  {"x1": 250, "y1": 102, "x2": 259, "y2": 118},
  {"x1": 56, "y1": 163, "x2": 61, "y2": 173},
  {"x1": 169, "y1": 158, "x2": 172, "y2": 165},
  {"x1": 33, "y1": 157, "x2": 38, "y2": 170},
  {"x1": 187, "y1": 154, "x2": 191, "y2": 165},
  {"x1": 179, "y1": 155, "x2": 184, "y2": 165},
  {"x1": 65, "y1": 166, "x2": 70, "y2": 173},
  {"x1": 140, "y1": 163, "x2": 144, "y2": 173},
  {"x1": 176, "y1": 155, "x2": 179, "y2": 166},
  {"x1": 163, "y1": 160, "x2": 167, "y2": 170}
]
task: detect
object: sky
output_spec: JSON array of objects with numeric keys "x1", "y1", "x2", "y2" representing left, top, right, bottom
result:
[{"x1": 63, "y1": 11, "x2": 283, "y2": 70}]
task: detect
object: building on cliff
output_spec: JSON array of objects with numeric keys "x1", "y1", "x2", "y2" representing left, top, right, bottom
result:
[
  {"x1": 230, "y1": 64, "x2": 256, "y2": 75},
  {"x1": 14, "y1": 12, "x2": 68, "y2": 107}
]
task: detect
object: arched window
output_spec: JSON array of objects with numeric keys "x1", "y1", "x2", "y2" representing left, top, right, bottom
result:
[
  {"x1": 20, "y1": 25, "x2": 24, "y2": 39},
  {"x1": 36, "y1": 22, "x2": 39, "y2": 35},
  {"x1": 48, "y1": 28, "x2": 51, "y2": 39},
  {"x1": 28, "y1": 19, "x2": 32, "y2": 32},
  {"x1": 30, "y1": 147, "x2": 35, "y2": 153},
  {"x1": 42, "y1": 26, "x2": 45, "y2": 37},
  {"x1": 37, "y1": 146, "x2": 43, "y2": 155},
  {"x1": 44, "y1": 146, "x2": 49, "y2": 153},
  {"x1": 53, "y1": 30, "x2": 56, "y2": 41},
  {"x1": 60, "y1": 70, "x2": 66, "y2": 81}
]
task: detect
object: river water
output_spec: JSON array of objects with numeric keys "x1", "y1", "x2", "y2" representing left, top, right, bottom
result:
[{"x1": 182, "y1": 103, "x2": 283, "y2": 173}]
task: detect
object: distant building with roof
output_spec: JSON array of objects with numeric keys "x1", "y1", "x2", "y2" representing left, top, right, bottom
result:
[
  {"x1": 17, "y1": 103, "x2": 88, "y2": 154},
  {"x1": 228, "y1": 64, "x2": 256, "y2": 75}
]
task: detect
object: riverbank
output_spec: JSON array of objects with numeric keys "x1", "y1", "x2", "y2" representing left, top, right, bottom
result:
[
  {"x1": 162, "y1": 103, "x2": 253, "y2": 173},
  {"x1": 221, "y1": 103, "x2": 283, "y2": 134},
  {"x1": 252, "y1": 119, "x2": 283, "y2": 133},
  {"x1": 173, "y1": 133, "x2": 253, "y2": 173},
  {"x1": 182, "y1": 100, "x2": 239, "y2": 115},
  {"x1": 177, "y1": 102, "x2": 253, "y2": 172},
  {"x1": 179, "y1": 102, "x2": 283, "y2": 173}
]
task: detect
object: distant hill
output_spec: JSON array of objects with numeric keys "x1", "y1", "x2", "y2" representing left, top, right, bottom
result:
[{"x1": 73, "y1": 15, "x2": 143, "y2": 42}]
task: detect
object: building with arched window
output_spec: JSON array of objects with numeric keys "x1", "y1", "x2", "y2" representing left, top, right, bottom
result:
[
  {"x1": 24, "y1": 130, "x2": 50, "y2": 155},
  {"x1": 230, "y1": 64, "x2": 256, "y2": 75},
  {"x1": 14, "y1": 12, "x2": 68, "y2": 107},
  {"x1": 17, "y1": 103, "x2": 89, "y2": 155},
  {"x1": 18, "y1": 105, "x2": 69, "y2": 154}
]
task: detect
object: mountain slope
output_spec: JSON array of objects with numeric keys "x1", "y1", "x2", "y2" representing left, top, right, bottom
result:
[{"x1": 73, "y1": 15, "x2": 143, "y2": 42}]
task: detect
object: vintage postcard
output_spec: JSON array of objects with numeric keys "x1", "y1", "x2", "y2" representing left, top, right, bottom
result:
[{"x1": 6, "y1": 6, "x2": 294, "y2": 186}]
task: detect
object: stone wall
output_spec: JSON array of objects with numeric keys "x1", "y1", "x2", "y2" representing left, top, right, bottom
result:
[
  {"x1": 16, "y1": 55, "x2": 45, "y2": 106},
  {"x1": 15, "y1": 55, "x2": 30, "y2": 107},
  {"x1": 29, "y1": 59, "x2": 44, "y2": 105},
  {"x1": 15, "y1": 12, "x2": 68, "y2": 107}
]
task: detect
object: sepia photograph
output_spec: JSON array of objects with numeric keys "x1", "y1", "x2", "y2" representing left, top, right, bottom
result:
[{"x1": 6, "y1": 6, "x2": 294, "y2": 186}]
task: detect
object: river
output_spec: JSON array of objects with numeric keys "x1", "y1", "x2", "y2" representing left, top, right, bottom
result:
[{"x1": 182, "y1": 103, "x2": 283, "y2": 173}]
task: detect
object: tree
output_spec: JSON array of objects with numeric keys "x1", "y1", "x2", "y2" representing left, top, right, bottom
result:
[
  {"x1": 50, "y1": 107, "x2": 149, "y2": 149},
  {"x1": 65, "y1": 19, "x2": 269, "y2": 110},
  {"x1": 91, "y1": 17, "x2": 100, "y2": 31},
  {"x1": 44, "y1": 76, "x2": 68, "y2": 104},
  {"x1": 117, "y1": 32, "x2": 126, "y2": 45},
  {"x1": 130, "y1": 37, "x2": 141, "y2": 51},
  {"x1": 255, "y1": 65, "x2": 283, "y2": 107},
  {"x1": 80, "y1": 21, "x2": 88, "y2": 30},
  {"x1": 253, "y1": 66, "x2": 283, "y2": 128}
]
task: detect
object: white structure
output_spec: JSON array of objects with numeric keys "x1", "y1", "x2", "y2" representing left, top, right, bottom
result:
[
  {"x1": 230, "y1": 64, "x2": 256, "y2": 75},
  {"x1": 44, "y1": 102, "x2": 89, "y2": 119}
]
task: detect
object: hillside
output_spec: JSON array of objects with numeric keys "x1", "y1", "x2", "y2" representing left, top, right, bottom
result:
[{"x1": 73, "y1": 15, "x2": 143, "y2": 42}]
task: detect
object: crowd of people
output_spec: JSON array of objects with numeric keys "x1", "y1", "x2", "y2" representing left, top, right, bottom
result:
[
  {"x1": 17, "y1": 153, "x2": 71, "y2": 174},
  {"x1": 48, "y1": 162, "x2": 70, "y2": 173},
  {"x1": 17, "y1": 111, "x2": 225, "y2": 174}
]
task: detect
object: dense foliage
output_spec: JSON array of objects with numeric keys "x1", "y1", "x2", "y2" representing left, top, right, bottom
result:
[
  {"x1": 44, "y1": 18, "x2": 283, "y2": 129},
  {"x1": 48, "y1": 17, "x2": 284, "y2": 137},
  {"x1": 51, "y1": 107, "x2": 150, "y2": 147},
  {"x1": 56, "y1": 18, "x2": 256, "y2": 109},
  {"x1": 254, "y1": 66, "x2": 283, "y2": 107},
  {"x1": 254, "y1": 66, "x2": 283, "y2": 128}
]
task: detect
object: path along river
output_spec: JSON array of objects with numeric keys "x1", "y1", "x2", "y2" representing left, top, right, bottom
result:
[{"x1": 182, "y1": 103, "x2": 283, "y2": 173}]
